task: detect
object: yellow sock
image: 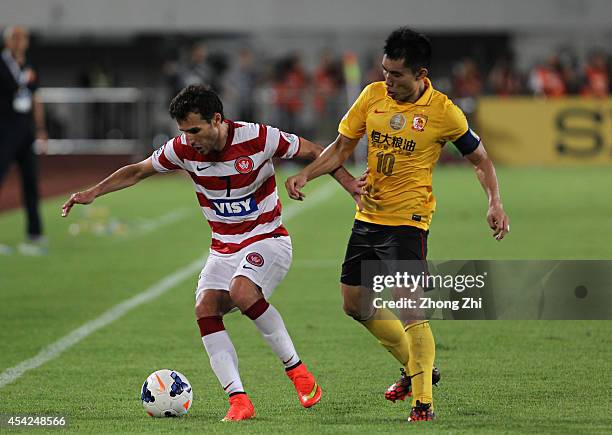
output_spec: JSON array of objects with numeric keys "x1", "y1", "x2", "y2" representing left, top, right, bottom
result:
[
  {"x1": 361, "y1": 308, "x2": 410, "y2": 365},
  {"x1": 406, "y1": 320, "x2": 435, "y2": 408}
]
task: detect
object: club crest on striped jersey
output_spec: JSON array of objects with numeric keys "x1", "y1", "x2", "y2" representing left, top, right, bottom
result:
[
  {"x1": 246, "y1": 252, "x2": 264, "y2": 267},
  {"x1": 211, "y1": 195, "x2": 258, "y2": 217},
  {"x1": 234, "y1": 156, "x2": 254, "y2": 174}
]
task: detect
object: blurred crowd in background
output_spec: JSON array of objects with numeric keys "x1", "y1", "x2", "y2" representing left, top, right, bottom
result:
[
  {"x1": 21, "y1": 33, "x2": 611, "y2": 148},
  {"x1": 86, "y1": 42, "x2": 611, "y2": 135},
  {"x1": 164, "y1": 42, "x2": 610, "y2": 139}
]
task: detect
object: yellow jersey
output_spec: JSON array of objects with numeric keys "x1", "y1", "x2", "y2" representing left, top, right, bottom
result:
[{"x1": 338, "y1": 78, "x2": 474, "y2": 230}]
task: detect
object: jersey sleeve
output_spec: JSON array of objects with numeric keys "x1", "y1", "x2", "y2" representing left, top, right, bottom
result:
[
  {"x1": 338, "y1": 85, "x2": 370, "y2": 139},
  {"x1": 263, "y1": 124, "x2": 301, "y2": 159},
  {"x1": 443, "y1": 102, "x2": 481, "y2": 156},
  {"x1": 151, "y1": 136, "x2": 185, "y2": 173}
]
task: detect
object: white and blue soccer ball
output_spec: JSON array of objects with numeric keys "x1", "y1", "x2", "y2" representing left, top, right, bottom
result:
[{"x1": 141, "y1": 369, "x2": 193, "y2": 417}]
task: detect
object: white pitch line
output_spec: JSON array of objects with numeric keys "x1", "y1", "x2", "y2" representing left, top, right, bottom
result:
[
  {"x1": 281, "y1": 181, "x2": 339, "y2": 221},
  {"x1": 0, "y1": 181, "x2": 342, "y2": 389},
  {"x1": 0, "y1": 257, "x2": 203, "y2": 389},
  {"x1": 116, "y1": 208, "x2": 191, "y2": 241}
]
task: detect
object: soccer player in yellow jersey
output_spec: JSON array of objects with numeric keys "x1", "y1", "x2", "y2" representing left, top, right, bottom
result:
[{"x1": 286, "y1": 27, "x2": 509, "y2": 422}]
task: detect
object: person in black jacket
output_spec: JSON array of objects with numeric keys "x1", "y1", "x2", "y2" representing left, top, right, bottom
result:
[{"x1": 0, "y1": 26, "x2": 48, "y2": 255}]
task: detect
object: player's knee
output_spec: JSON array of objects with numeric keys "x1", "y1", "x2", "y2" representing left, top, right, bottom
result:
[
  {"x1": 342, "y1": 299, "x2": 365, "y2": 320},
  {"x1": 195, "y1": 299, "x2": 219, "y2": 318},
  {"x1": 342, "y1": 302, "x2": 357, "y2": 319},
  {"x1": 195, "y1": 300, "x2": 217, "y2": 318},
  {"x1": 229, "y1": 275, "x2": 261, "y2": 312},
  {"x1": 195, "y1": 290, "x2": 229, "y2": 318},
  {"x1": 341, "y1": 284, "x2": 369, "y2": 320}
]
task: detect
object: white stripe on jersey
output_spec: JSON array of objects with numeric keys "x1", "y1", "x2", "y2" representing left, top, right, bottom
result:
[
  {"x1": 193, "y1": 160, "x2": 274, "y2": 200},
  {"x1": 151, "y1": 136, "x2": 184, "y2": 173},
  {"x1": 266, "y1": 127, "x2": 300, "y2": 159},
  {"x1": 211, "y1": 215, "x2": 283, "y2": 245},
  {"x1": 165, "y1": 138, "x2": 184, "y2": 166},
  {"x1": 265, "y1": 126, "x2": 281, "y2": 157},
  {"x1": 233, "y1": 122, "x2": 261, "y2": 144}
]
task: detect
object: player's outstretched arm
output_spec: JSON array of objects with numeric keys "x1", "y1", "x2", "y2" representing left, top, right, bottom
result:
[
  {"x1": 464, "y1": 142, "x2": 510, "y2": 241},
  {"x1": 289, "y1": 137, "x2": 367, "y2": 209},
  {"x1": 285, "y1": 134, "x2": 359, "y2": 199},
  {"x1": 61, "y1": 157, "x2": 157, "y2": 217}
]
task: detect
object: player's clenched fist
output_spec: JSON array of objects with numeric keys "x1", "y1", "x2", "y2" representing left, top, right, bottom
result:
[
  {"x1": 61, "y1": 190, "x2": 96, "y2": 217},
  {"x1": 285, "y1": 174, "x2": 308, "y2": 201}
]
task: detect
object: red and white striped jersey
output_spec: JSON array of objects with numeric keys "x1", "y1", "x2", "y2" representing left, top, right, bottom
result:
[{"x1": 151, "y1": 120, "x2": 301, "y2": 254}]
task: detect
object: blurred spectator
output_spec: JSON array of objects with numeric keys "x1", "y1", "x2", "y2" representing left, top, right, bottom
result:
[
  {"x1": 581, "y1": 50, "x2": 609, "y2": 97},
  {"x1": 344, "y1": 51, "x2": 367, "y2": 164},
  {"x1": 487, "y1": 55, "x2": 523, "y2": 96},
  {"x1": 558, "y1": 48, "x2": 580, "y2": 94},
  {"x1": 165, "y1": 42, "x2": 214, "y2": 95},
  {"x1": 206, "y1": 50, "x2": 230, "y2": 95},
  {"x1": 452, "y1": 57, "x2": 483, "y2": 98},
  {"x1": 343, "y1": 52, "x2": 362, "y2": 101},
  {"x1": 273, "y1": 53, "x2": 309, "y2": 136},
  {"x1": 528, "y1": 54, "x2": 567, "y2": 97},
  {"x1": 451, "y1": 57, "x2": 483, "y2": 122},
  {"x1": 364, "y1": 52, "x2": 384, "y2": 85},
  {"x1": 0, "y1": 26, "x2": 48, "y2": 255},
  {"x1": 312, "y1": 49, "x2": 344, "y2": 139},
  {"x1": 227, "y1": 48, "x2": 258, "y2": 122}
]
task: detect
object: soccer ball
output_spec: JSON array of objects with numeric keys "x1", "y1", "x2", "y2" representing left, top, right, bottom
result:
[{"x1": 141, "y1": 369, "x2": 193, "y2": 417}]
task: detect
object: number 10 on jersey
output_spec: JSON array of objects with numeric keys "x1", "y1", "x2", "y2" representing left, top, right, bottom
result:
[{"x1": 375, "y1": 151, "x2": 395, "y2": 176}]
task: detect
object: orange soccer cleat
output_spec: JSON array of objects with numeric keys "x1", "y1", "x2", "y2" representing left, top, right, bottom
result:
[
  {"x1": 222, "y1": 393, "x2": 255, "y2": 421},
  {"x1": 286, "y1": 363, "x2": 322, "y2": 408}
]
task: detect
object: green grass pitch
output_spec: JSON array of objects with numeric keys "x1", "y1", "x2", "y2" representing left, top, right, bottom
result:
[{"x1": 0, "y1": 165, "x2": 611, "y2": 433}]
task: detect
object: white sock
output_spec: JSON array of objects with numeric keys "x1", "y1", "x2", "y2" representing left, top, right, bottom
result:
[
  {"x1": 201, "y1": 330, "x2": 244, "y2": 395},
  {"x1": 252, "y1": 304, "x2": 301, "y2": 368}
]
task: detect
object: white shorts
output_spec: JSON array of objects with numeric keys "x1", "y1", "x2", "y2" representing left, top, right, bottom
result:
[{"x1": 195, "y1": 235, "x2": 293, "y2": 302}]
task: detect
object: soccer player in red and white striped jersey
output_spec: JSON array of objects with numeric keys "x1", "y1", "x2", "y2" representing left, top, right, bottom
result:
[
  {"x1": 61, "y1": 85, "x2": 366, "y2": 422},
  {"x1": 152, "y1": 108, "x2": 299, "y2": 255}
]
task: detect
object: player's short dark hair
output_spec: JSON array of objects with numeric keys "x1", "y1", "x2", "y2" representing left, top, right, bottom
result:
[
  {"x1": 169, "y1": 85, "x2": 224, "y2": 122},
  {"x1": 384, "y1": 27, "x2": 431, "y2": 71}
]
